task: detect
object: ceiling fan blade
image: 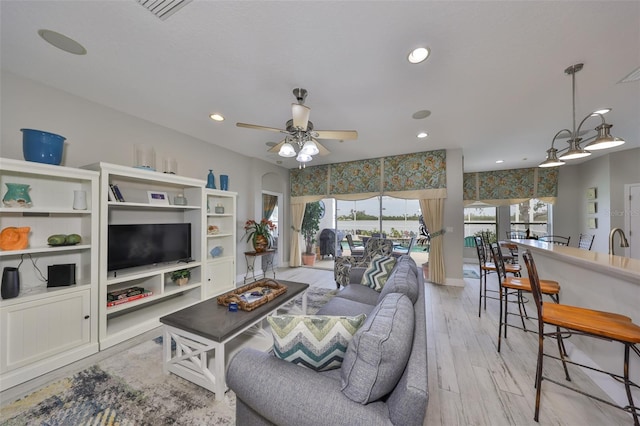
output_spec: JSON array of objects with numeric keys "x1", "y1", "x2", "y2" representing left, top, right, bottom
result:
[
  {"x1": 292, "y1": 104, "x2": 310, "y2": 130},
  {"x1": 311, "y1": 138, "x2": 331, "y2": 156},
  {"x1": 314, "y1": 130, "x2": 358, "y2": 140},
  {"x1": 267, "y1": 139, "x2": 287, "y2": 153},
  {"x1": 236, "y1": 122, "x2": 286, "y2": 133}
]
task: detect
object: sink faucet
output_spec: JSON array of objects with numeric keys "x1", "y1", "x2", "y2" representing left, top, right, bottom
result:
[{"x1": 608, "y1": 228, "x2": 629, "y2": 255}]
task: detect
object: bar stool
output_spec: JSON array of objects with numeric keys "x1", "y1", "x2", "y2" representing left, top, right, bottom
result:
[
  {"x1": 475, "y1": 236, "x2": 521, "y2": 317},
  {"x1": 522, "y1": 250, "x2": 640, "y2": 425},
  {"x1": 488, "y1": 243, "x2": 561, "y2": 353}
]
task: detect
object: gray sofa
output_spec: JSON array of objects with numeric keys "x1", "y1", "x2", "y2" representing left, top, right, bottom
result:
[{"x1": 227, "y1": 255, "x2": 428, "y2": 426}]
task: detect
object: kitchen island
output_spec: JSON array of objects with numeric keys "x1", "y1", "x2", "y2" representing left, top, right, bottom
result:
[{"x1": 510, "y1": 239, "x2": 640, "y2": 408}]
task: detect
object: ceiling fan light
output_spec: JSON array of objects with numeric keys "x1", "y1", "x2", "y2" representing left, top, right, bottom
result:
[
  {"x1": 300, "y1": 140, "x2": 319, "y2": 156},
  {"x1": 296, "y1": 152, "x2": 312, "y2": 163},
  {"x1": 584, "y1": 123, "x2": 625, "y2": 150},
  {"x1": 278, "y1": 142, "x2": 296, "y2": 157},
  {"x1": 558, "y1": 139, "x2": 591, "y2": 160},
  {"x1": 538, "y1": 148, "x2": 565, "y2": 168}
]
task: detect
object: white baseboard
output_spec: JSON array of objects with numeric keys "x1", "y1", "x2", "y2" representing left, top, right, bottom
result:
[{"x1": 444, "y1": 278, "x2": 466, "y2": 287}]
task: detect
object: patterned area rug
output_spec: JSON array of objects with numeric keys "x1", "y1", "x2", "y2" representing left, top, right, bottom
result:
[{"x1": 0, "y1": 286, "x2": 336, "y2": 426}]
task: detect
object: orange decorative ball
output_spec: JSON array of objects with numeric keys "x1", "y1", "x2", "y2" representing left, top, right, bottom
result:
[{"x1": 0, "y1": 227, "x2": 31, "y2": 250}]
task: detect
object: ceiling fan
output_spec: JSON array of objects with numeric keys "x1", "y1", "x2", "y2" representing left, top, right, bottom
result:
[{"x1": 236, "y1": 88, "x2": 358, "y2": 167}]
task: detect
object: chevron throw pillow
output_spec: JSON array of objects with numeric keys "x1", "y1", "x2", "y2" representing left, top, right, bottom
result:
[
  {"x1": 267, "y1": 314, "x2": 366, "y2": 371},
  {"x1": 361, "y1": 255, "x2": 396, "y2": 291}
]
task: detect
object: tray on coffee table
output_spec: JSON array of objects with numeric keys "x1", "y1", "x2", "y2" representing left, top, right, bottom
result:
[{"x1": 217, "y1": 278, "x2": 287, "y2": 311}]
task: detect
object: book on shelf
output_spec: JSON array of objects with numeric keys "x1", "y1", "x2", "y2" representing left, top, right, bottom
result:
[
  {"x1": 108, "y1": 184, "x2": 121, "y2": 202},
  {"x1": 107, "y1": 286, "x2": 147, "y2": 301},
  {"x1": 109, "y1": 184, "x2": 125, "y2": 202},
  {"x1": 107, "y1": 290, "x2": 152, "y2": 307}
]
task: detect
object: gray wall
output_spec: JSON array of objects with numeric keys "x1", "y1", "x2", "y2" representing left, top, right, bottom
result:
[
  {"x1": 1, "y1": 70, "x2": 289, "y2": 276},
  {"x1": 552, "y1": 147, "x2": 639, "y2": 254}
]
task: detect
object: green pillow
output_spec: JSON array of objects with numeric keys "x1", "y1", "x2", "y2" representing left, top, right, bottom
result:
[
  {"x1": 267, "y1": 314, "x2": 366, "y2": 371},
  {"x1": 361, "y1": 255, "x2": 396, "y2": 291}
]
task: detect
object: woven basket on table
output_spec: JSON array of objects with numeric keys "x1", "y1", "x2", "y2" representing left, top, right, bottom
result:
[{"x1": 217, "y1": 279, "x2": 287, "y2": 311}]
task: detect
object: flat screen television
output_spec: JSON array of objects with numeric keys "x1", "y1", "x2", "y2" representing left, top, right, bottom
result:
[{"x1": 108, "y1": 223, "x2": 191, "y2": 271}]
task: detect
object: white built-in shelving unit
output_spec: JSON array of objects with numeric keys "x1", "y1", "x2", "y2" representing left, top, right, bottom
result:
[
  {"x1": 83, "y1": 162, "x2": 207, "y2": 349},
  {"x1": 204, "y1": 188, "x2": 237, "y2": 298},
  {"x1": 0, "y1": 158, "x2": 99, "y2": 389}
]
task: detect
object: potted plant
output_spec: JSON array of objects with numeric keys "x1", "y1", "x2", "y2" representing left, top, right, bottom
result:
[
  {"x1": 243, "y1": 218, "x2": 276, "y2": 252},
  {"x1": 300, "y1": 201, "x2": 323, "y2": 266},
  {"x1": 171, "y1": 269, "x2": 191, "y2": 286}
]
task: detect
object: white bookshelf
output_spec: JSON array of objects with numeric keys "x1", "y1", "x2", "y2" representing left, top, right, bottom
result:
[{"x1": 0, "y1": 158, "x2": 99, "y2": 389}]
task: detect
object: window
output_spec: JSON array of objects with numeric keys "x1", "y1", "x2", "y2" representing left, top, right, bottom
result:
[
  {"x1": 510, "y1": 199, "x2": 549, "y2": 238},
  {"x1": 335, "y1": 196, "x2": 424, "y2": 257},
  {"x1": 464, "y1": 205, "x2": 497, "y2": 242}
]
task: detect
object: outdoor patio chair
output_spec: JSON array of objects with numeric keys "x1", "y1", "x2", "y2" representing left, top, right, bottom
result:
[
  {"x1": 392, "y1": 236, "x2": 416, "y2": 258},
  {"x1": 345, "y1": 234, "x2": 364, "y2": 257}
]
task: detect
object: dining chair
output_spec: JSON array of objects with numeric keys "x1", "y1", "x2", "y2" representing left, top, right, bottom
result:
[
  {"x1": 522, "y1": 250, "x2": 640, "y2": 425},
  {"x1": 577, "y1": 233, "x2": 595, "y2": 250},
  {"x1": 538, "y1": 235, "x2": 571, "y2": 246},
  {"x1": 506, "y1": 230, "x2": 526, "y2": 239}
]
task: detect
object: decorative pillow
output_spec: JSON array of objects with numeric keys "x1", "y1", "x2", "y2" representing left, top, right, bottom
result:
[
  {"x1": 341, "y1": 293, "x2": 414, "y2": 404},
  {"x1": 267, "y1": 314, "x2": 366, "y2": 371},
  {"x1": 360, "y1": 255, "x2": 396, "y2": 291}
]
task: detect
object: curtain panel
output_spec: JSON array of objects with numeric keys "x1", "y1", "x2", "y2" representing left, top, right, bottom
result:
[{"x1": 463, "y1": 167, "x2": 558, "y2": 206}]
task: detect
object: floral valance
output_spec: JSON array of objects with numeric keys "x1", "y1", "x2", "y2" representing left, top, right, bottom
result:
[
  {"x1": 463, "y1": 167, "x2": 559, "y2": 206},
  {"x1": 290, "y1": 150, "x2": 448, "y2": 202}
]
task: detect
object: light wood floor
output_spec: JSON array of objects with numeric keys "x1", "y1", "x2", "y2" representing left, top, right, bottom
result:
[{"x1": 3, "y1": 266, "x2": 635, "y2": 425}]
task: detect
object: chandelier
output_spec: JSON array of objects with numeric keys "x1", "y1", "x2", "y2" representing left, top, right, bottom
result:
[
  {"x1": 277, "y1": 119, "x2": 320, "y2": 168},
  {"x1": 539, "y1": 63, "x2": 625, "y2": 168}
]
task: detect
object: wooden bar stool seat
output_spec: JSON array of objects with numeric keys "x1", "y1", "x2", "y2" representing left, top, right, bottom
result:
[
  {"x1": 503, "y1": 276, "x2": 560, "y2": 300},
  {"x1": 522, "y1": 250, "x2": 640, "y2": 425}
]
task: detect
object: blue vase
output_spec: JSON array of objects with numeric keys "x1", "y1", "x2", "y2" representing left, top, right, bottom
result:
[
  {"x1": 206, "y1": 170, "x2": 216, "y2": 189},
  {"x1": 3, "y1": 183, "x2": 33, "y2": 208},
  {"x1": 220, "y1": 175, "x2": 229, "y2": 191}
]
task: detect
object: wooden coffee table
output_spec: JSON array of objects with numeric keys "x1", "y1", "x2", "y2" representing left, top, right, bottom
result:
[{"x1": 159, "y1": 280, "x2": 309, "y2": 401}]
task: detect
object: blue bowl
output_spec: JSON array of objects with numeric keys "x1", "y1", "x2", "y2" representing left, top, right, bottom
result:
[{"x1": 21, "y1": 128, "x2": 66, "y2": 165}]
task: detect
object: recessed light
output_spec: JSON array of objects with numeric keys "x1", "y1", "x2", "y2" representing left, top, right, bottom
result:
[
  {"x1": 408, "y1": 47, "x2": 430, "y2": 64},
  {"x1": 496, "y1": 160, "x2": 504, "y2": 164},
  {"x1": 417, "y1": 132, "x2": 428, "y2": 139},
  {"x1": 412, "y1": 110, "x2": 431, "y2": 119},
  {"x1": 265, "y1": 141, "x2": 277, "y2": 147},
  {"x1": 38, "y1": 29, "x2": 86, "y2": 55},
  {"x1": 591, "y1": 108, "x2": 611, "y2": 115},
  {"x1": 209, "y1": 113, "x2": 224, "y2": 121}
]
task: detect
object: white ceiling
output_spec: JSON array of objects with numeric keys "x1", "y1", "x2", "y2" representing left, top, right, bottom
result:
[{"x1": 1, "y1": 1, "x2": 639, "y2": 172}]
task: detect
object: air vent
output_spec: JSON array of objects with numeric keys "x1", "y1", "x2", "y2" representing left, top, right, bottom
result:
[
  {"x1": 137, "y1": 0, "x2": 192, "y2": 20},
  {"x1": 619, "y1": 66, "x2": 640, "y2": 84}
]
